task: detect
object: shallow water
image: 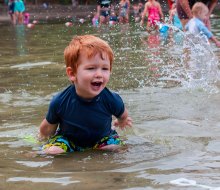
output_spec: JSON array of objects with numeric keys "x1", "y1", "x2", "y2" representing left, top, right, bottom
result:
[{"x1": 0, "y1": 19, "x2": 220, "y2": 190}]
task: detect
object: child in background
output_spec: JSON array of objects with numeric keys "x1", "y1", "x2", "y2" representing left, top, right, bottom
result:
[
  {"x1": 14, "y1": 0, "x2": 25, "y2": 24},
  {"x1": 119, "y1": 0, "x2": 130, "y2": 24},
  {"x1": 133, "y1": 2, "x2": 143, "y2": 22},
  {"x1": 169, "y1": 3, "x2": 183, "y2": 30},
  {"x1": 39, "y1": 35, "x2": 132, "y2": 154},
  {"x1": 92, "y1": 12, "x2": 99, "y2": 27},
  {"x1": 96, "y1": 0, "x2": 112, "y2": 27},
  {"x1": 140, "y1": 0, "x2": 164, "y2": 31},
  {"x1": 23, "y1": 12, "x2": 30, "y2": 25},
  {"x1": 109, "y1": 12, "x2": 118, "y2": 26},
  {"x1": 8, "y1": 0, "x2": 16, "y2": 25},
  {"x1": 185, "y1": 2, "x2": 220, "y2": 47}
]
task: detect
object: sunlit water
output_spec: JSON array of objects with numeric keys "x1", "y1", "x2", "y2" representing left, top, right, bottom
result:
[{"x1": 0, "y1": 18, "x2": 220, "y2": 190}]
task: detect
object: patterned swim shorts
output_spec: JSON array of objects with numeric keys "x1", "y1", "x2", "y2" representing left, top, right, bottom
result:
[{"x1": 42, "y1": 130, "x2": 125, "y2": 153}]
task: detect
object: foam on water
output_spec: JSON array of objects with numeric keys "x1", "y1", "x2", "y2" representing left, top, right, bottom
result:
[
  {"x1": 7, "y1": 177, "x2": 80, "y2": 186},
  {"x1": 170, "y1": 178, "x2": 220, "y2": 189},
  {"x1": 10, "y1": 61, "x2": 54, "y2": 69}
]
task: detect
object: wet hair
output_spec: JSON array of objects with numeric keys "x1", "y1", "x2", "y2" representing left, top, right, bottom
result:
[
  {"x1": 192, "y1": 2, "x2": 208, "y2": 17},
  {"x1": 64, "y1": 35, "x2": 114, "y2": 73}
]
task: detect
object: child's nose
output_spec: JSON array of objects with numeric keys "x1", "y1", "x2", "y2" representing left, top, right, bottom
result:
[{"x1": 95, "y1": 69, "x2": 103, "y2": 77}]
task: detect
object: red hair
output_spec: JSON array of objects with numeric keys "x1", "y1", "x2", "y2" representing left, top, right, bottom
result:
[{"x1": 64, "y1": 35, "x2": 114, "y2": 74}]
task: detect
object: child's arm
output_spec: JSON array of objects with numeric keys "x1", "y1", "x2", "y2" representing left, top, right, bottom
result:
[
  {"x1": 210, "y1": 36, "x2": 220, "y2": 47},
  {"x1": 97, "y1": 5, "x2": 101, "y2": 17},
  {"x1": 199, "y1": 23, "x2": 220, "y2": 47},
  {"x1": 178, "y1": 0, "x2": 192, "y2": 19},
  {"x1": 207, "y1": 0, "x2": 217, "y2": 17},
  {"x1": 113, "y1": 108, "x2": 132, "y2": 129},
  {"x1": 158, "y1": 3, "x2": 164, "y2": 22},
  {"x1": 168, "y1": 10, "x2": 174, "y2": 24},
  {"x1": 38, "y1": 119, "x2": 58, "y2": 141},
  {"x1": 127, "y1": 0, "x2": 131, "y2": 14},
  {"x1": 140, "y1": 2, "x2": 148, "y2": 26},
  {"x1": 119, "y1": 1, "x2": 122, "y2": 14}
]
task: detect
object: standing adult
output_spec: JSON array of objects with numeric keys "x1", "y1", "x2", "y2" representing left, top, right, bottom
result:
[
  {"x1": 96, "y1": 0, "x2": 112, "y2": 27},
  {"x1": 176, "y1": 0, "x2": 218, "y2": 29}
]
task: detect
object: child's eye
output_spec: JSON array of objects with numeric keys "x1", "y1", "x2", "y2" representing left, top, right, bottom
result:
[
  {"x1": 87, "y1": 67, "x2": 95, "y2": 70},
  {"x1": 102, "y1": 67, "x2": 110, "y2": 71}
]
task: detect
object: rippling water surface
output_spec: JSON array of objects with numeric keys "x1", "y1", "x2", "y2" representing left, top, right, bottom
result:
[{"x1": 0, "y1": 18, "x2": 220, "y2": 190}]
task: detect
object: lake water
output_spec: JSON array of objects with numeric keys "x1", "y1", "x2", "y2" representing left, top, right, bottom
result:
[{"x1": 0, "y1": 19, "x2": 220, "y2": 190}]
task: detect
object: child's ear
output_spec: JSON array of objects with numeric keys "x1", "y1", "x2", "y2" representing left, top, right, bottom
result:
[{"x1": 66, "y1": 67, "x2": 76, "y2": 82}]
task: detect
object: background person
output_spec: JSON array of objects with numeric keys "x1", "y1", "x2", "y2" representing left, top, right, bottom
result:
[
  {"x1": 96, "y1": 0, "x2": 112, "y2": 26},
  {"x1": 169, "y1": 3, "x2": 183, "y2": 30},
  {"x1": 119, "y1": 0, "x2": 130, "y2": 24},
  {"x1": 185, "y1": 2, "x2": 220, "y2": 47},
  {"x1": 8, "y1": 0, "x2": 16, "y2": 25},
  {"x1": 140, "y1": 0, "x2": 164, "y2": 31},
  {"x1": 176, "y1": 0, "x2": 218, "y2": 29}
]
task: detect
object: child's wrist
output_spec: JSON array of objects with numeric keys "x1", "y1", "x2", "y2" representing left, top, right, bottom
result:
[{"x1": 37, "y1": 133, "x2": 47, "y2": 142}]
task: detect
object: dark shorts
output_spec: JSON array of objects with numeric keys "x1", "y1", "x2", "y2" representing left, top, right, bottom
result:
[
  {"x1": 100, "y1": 10, "x2": 110, "y2": 17},
  {"x1": 42, "y1": 130, "x2": 125, "y2": 152}
]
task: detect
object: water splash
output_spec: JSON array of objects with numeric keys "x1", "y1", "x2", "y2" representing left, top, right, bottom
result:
[
  {"x1": 181, "y1": 32, "x2": 220, "y2": 93},
  {"x1": 148, "y1": 23, "x2": 220, "y2": 93}
]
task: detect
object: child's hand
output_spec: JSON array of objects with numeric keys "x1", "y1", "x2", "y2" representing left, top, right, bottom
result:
[
  {"x1": 113, "y1": 116, "x2": 132, "y2": 130},
  {"x1": 140, "y1": 20, "x2": 143, "y2": 26},
  {"x1": 215, "y1": 41, "x2": 220, "y2": 48}
]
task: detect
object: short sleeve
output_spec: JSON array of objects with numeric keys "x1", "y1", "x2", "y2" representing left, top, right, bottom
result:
[
  {"x1": 46, "y1": 95, "x2": 60, "y2": 124},
  {"x1": 104, "y1": 90, "x2": 125, "y2": 118}
]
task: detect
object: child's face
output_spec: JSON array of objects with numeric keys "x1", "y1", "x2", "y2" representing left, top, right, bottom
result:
[
  {"x1": 198, "y1": 8, "x2": 208, "y2": 20},
  {"x1": 69, "y1": 51, "x2": 111, "y2": 99}
]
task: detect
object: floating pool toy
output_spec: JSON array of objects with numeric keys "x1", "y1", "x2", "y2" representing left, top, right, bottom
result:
[
  {"x1": 23, "y1": 135, "x2": 38, "y2": 144},
  {"x1": 109, "y1": 20, "x2": 117, "y2": 26},
  {"x1": 170, "y1": 178, "x2": 220, "y2": 189},
  {"x1": 27, "y1": 23, "x2": 34, "y2": 29},
  {"x1": 135, "y1": 17, "x2": 140, "y2": 22},
  {"x1": 159, "y1": 24, "x2": 169, "y2": 33},
  {"x1": 65, "y1": 22, "x2": 73, "y2": 27},
  {"x1": 79, "y1": 18, "x2": 85, "y2": 24},
  {"x1": 32, "y1": 20, "x2": 38, "y2": 24},
  {"x1": 23, "y1": 12, "x2": 30, "y2": 24}
]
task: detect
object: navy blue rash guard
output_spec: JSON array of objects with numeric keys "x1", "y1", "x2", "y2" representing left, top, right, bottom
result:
[{"x1": 46, "y1": 85, "x2": 125, "y2": 147}]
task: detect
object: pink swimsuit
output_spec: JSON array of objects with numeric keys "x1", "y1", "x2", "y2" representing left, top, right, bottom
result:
[{"x1": 148, "y1": 6, "x2": 160, "y2": 25}]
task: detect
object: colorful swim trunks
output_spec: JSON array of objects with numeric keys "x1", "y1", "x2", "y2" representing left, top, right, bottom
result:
[{"x1": 42, "y1": 130, "x2": 125, "y2": 153}]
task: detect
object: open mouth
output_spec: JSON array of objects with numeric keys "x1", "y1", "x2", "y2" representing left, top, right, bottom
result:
[{"x1": 91, "y1": 82, "x2": 102, "y2": 87}]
